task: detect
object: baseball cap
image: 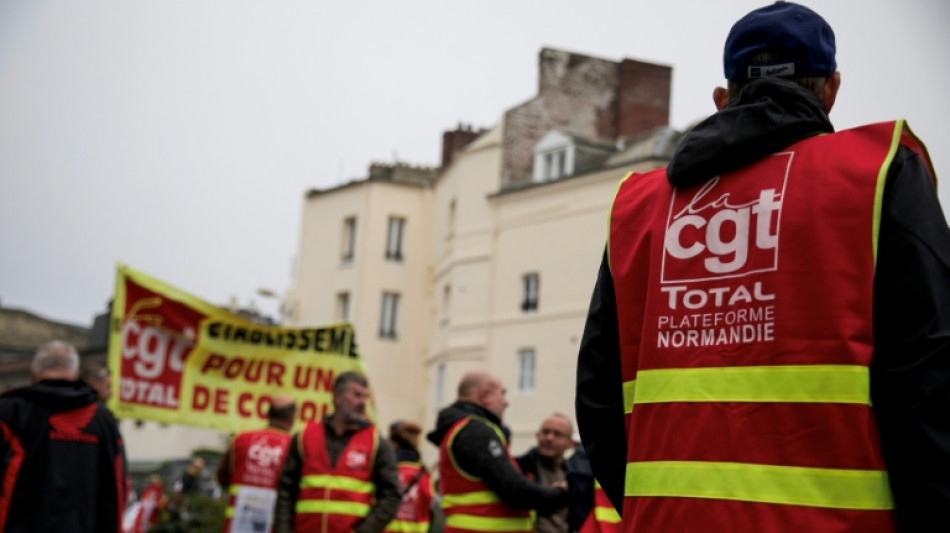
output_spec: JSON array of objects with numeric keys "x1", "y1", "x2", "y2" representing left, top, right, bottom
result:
[{"x1": 724, "y1": 1, "x2": 836, "y2": 80}]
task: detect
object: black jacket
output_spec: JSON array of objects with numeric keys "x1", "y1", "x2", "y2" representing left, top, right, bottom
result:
[
  {"x1": 0, "y1": 379, "x2": 126, "y2": 532},
  {"x1": 516, "y1": 446, "x2": 595, "y2": 532},
  {"x1": 426, "y1": 401, "x2": 568, "y2": 514},
  {"x1": 576, "y1": 79, "x2": 950, "y2": 532}
]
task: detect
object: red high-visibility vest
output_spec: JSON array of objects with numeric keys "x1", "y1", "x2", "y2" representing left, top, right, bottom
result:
[
  {"x1": 578, "y1": 481, "x2": 620, "y2": 533},
  {"x1": 223, "y1": 428, "x2": 292, "y2": 533},
  {"x1": 294, "y1": 422, "x2": 378, "y2": 533},
  {"x1": 438, "y1": 417, "x2": 533, "y2": 533},
  {"x1": 608, "y1": 121, "x2": 932, "y2": 533},
  {"x1": 383, "y1": 461, "x2": 434, "y2": 533}
]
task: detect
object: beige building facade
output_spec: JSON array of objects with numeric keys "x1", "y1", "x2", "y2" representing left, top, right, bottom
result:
[{"x1": 285, "y1": 48, "x2": 680, "y2": 457}]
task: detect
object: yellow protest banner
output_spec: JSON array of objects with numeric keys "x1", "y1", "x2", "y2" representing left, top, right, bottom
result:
[{"x1": 108, "y1": 264, "x2": 368, "y2": 432}]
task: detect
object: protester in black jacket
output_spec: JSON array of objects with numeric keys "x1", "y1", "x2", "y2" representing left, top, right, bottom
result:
[
  {"x1": 0, "y1": 341, "x2": 126, "y2": 532},
  {"x1": 517, "y1": 446, "x2": 595, "y2": 533},
  {"x1": 516, "y1": 414, "x2": 594, "y2": 533},
  {"x1": 576, "y1": 7, "x2": 950, "y2": 530},
  {"x1": 427, "y1": 371, "x2": 568, "y2": 515}
]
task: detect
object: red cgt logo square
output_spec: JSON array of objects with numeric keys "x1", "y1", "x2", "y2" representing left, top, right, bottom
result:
[{"x1": 661, "y1": 152, "x2": 792, "y2": 284}]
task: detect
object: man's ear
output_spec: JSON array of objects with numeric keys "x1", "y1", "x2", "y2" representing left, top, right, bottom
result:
[
  {"x1": 821, "y1": 71, "x2": 841, "y2": 113},
  {"x1": 713, "y1": 86, "x2": 730, "y2": 111}
]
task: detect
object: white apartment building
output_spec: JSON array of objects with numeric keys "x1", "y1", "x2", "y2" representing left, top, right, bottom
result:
[{"x1": 284, "y1": 48, "x2": 681, "y2": 458}]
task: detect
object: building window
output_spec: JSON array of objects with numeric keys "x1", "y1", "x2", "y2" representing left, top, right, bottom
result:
[
  {"x1": 521, "y1": 273, "x2": 539, "y2": 312},
  {"x1": 441, "y1": 284, "x2": 451, "y2": 326},
  {"x1": 336, "y1": 292, "x2": 350, "y2": 321},
  {"x1": 447, "y1": 199, "x2": 457, "y2": 240},
  {"x1": 435, "y1": 363, "x2": 446, "y2": 407},
  {"x1": 341, "y1": 217, "x2": 357, "y2": 263},
  {"x1": 517, "y1": 348, "x2": 536, "y2": 394},
  {"x1": 379, "y1": 292, "x2": 400, "y2": 339},
  {"x1": 542, "y1": 150, "x2": 567, "y2": 180},
  {"x1": 533, "y1": 131, "x2": 580, "y2": 183},
  {"x1": 385, "y1": 216, "x2": 406, "y2": 261}
]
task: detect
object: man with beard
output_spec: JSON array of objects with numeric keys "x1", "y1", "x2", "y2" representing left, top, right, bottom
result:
[{"x1": 274, "y1": 372, "x2": 400, "y2": 533}]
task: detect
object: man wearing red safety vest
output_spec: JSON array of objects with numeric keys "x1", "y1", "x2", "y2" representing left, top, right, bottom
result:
[
  {"x1": 576, "y1": 3, "x2": 950, "y2": 533},
  {"x1": 274, "y1": 372, "x2": 401, "y2": 533},
  {"x1": 576, "y1": 481, "x2": 619, "y2": 533},
  {"x1": 123, "y1": 475, "x2": 165, "y2": 533},
  {"x1": 427, "y1": 371, "x2": 569, "y2": 533},
  {"x1": 217, "y1": 394, "x2": 296, "y2": 533},
  {"x1": 384, "y1": 420, "x2": 438, "y2": 533}
]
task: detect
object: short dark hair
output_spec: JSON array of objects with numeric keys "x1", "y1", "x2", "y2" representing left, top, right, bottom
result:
[
  {"x1": 267, "y1": 402, "x2": 297, "y2": 422},
  {"x1": 333, "y1": 371, "x2": 368, "y2": 395}
]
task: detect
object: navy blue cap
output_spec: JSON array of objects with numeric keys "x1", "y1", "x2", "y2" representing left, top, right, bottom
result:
[{"x1": 724, "y1": 1, "x2": 836, "y2": 80}]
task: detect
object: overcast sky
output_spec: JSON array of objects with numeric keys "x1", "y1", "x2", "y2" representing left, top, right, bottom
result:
[{"x1": 1, "y1": 1, "x2": 948, "y2": 327}]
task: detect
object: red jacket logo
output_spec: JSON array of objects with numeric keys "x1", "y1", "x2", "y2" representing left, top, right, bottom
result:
[
  {"x1": 345, "y1": 449, "x2": 368, "y2": 470},
  {"x1": 662, "y1": 153, "x2": 791, "y2": 283}
]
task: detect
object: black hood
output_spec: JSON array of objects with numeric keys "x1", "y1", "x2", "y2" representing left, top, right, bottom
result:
[
  {"x1": 666, "y1": 78, "x2": 834, "y2": 189},
  {"x1": 3, "y1": 379, "x2": 99, "y2": 414},
  {"x1": 395, "y1": 446, "x2": 421, "y2": 463},
  {"x1": 426, "y1": 401, "x2": 502, "y2": 447}
]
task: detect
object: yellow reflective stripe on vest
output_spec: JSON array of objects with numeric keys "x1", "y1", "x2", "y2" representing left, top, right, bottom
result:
[
  {"x1": 873, "y1": 120, "x2": 904, "y2": 267},
  {"x1": 295, "y1": 499, "x2": 371, "y2": 516},
  {"x1": 622, "y1": 379, "x2": 637, "y2": 415},
  {"x1": 446, "y1": 416, "x2": 508, "y2": 482},
  {"x1": 593, "y1": 506, "x2": 620, "y2": 523},
  {"x1": 445, "y1": 514, "x2": 534, "y2": 532},
  {"x1": 622, "y1": 365, "x2": 870, "y2": 413},
  {"x1": 441, "y1": 490, "x2": 501, "y2": 507},
  {"x1": 387, "y1": 519, "x2": 431, "y2": 533},
  {"x1": 300, "y1": 474, "x2": 375, "y2": 493},
  {"x1": 607, "y1": 171, "x2": 637, "y2": 275},
  {"x1": 625, "y1": 461, "x2": 893, "y2": 510}
]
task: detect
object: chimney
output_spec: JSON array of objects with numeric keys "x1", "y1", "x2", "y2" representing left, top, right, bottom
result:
[
  {"x1": 617, "y1": 59, "x2": 672, "y2": 138},
  {"x1": 441, "y1": 123, "x2": 480, "y2": 169}
]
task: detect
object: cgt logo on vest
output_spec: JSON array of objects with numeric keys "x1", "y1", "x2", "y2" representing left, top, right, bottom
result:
[
  {"x1": 662, "y1": 154, "x2": 790, "y2": 284},
  {"x1": 248, "y1": 437, "x2": 285, "y2": 469}
]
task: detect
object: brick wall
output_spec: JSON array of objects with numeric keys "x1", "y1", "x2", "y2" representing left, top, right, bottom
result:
[
  {"x1": 442, "y1": 125, "x2": 482, "y2": 169},
  {"x1": 501, "y1": 48, "x2": 671, "y2": 187},
  {"x1": 617, "y1": 59, "x2": 672, "y2": 139}
]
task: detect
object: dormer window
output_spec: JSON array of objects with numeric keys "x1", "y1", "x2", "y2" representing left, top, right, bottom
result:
[
  {"x1": 542, "y1": 150, "x2": 567, "y2": 180},
  {"x1": 533, "y1": 130, "x2": 575, "y2": 182}
]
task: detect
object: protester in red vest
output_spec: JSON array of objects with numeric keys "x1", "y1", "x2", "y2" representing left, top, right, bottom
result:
[
  {"x1": 217, "y1": 394, "x2": 296, "y2": 533},
  {"x1": 383, "y1": 420, "x2": 439, "y2": 533},
  {"x1": 426, "y1": 371, "x2": 568, "y2": 533},
  {"x1": 576, "y1": 3, "x2": 950, "y2": 533},
  {"x1": 576, "y1": 481, "x2": 619, "y2": 533},
  {"x1": 124, "y1": 475, "x2": 166, "y2": 533},
  {"x1": 273, "y1": 372, "x2": 401, "y2": 533}
]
